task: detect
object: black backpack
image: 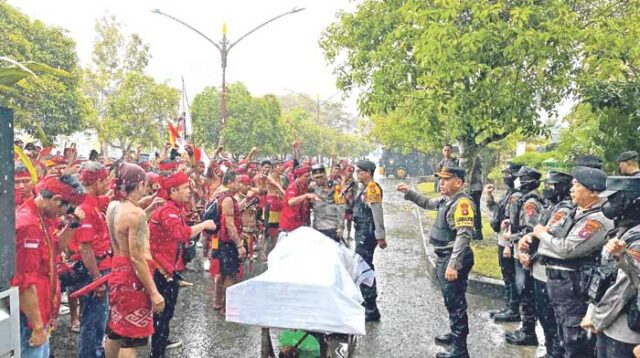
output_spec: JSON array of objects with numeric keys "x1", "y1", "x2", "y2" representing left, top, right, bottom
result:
[{"x1": 202, "y1": 197, "x2": 222, "y2": 235}]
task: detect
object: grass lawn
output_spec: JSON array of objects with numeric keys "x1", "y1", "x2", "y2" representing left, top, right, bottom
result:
[{"x1": 416, "y1": 182, "x2": 502, "y2": 280}]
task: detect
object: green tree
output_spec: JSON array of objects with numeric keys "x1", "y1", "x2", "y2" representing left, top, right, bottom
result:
[
  {"x1": 321, "y1": 0, "x2": 580, "y2": 166},
  {"x1": 0, "y1": 1, "x2": 88, "y2": 138},
  {"x1": 191, "y1": 83, "x2": 287, "y2": 155},
  {"x1": 83, "y1": 15, "x2": 153, "y2": 150},
  {"x1": 101, "y1": 72, "x2": 178, "y2": 153}
]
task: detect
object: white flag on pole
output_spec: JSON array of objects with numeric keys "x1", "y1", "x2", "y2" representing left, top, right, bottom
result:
[{"x1": 179, "y1": 76, "x2": 193, "y2": 137}]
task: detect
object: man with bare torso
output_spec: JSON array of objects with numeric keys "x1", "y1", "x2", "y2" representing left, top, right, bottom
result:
[{"x1": 105, "y1": 163, "x2": 165, "y2": 358}]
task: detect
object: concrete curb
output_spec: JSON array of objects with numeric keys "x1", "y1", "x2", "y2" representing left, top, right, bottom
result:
[{"x1": 414, "y1": 200, "x2": 504, "y2": 300}]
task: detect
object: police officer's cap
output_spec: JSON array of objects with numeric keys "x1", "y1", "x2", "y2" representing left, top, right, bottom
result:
[
  {"x1": 435, "y1": 166, "x2": 466, "y2": 181},
  {"x1": 574, "y1": 155, "x2": 604, "y2": 169},
  {"x1": 572, "y1": 166, "x2": 607, "y2": 192},
  {"x1": 501, "y1": 162, "x2": 523, "y2": 174},
  {"x1": 514, "y1": 166, "x2": 542, "y2": 180},
  {"x1": 356, "y1": 160, "x2": 376, "y2": 174},
  {"x1": 311, "y1": 164, "x2": 326, "y2": 175},
  {"x1": 615, "y1": 151, "x2": 638, "y2": 163},
  {"x1": 599, "y1": 176, "x2": 640, "y2": 198},
  {"x1": 545, "y1": 170, "x2": 573, "y2": 184}
]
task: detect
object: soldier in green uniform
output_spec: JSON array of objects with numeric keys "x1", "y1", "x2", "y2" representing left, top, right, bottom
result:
[
  {"x1": 353, "y1": 160, "x2": 386, "y2": 322},
  {"x1": 398, "y1": 166, "x2": 474, "y2": 358}
]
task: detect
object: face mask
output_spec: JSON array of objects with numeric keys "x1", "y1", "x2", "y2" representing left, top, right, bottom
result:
[
  {"x1": 602, "y1": 192, "x2": 625, "y2": 220},
  {"x1": 542, "y1": 187, "x2": 556, "y2": 200},
  {"x1": 503, "y1": 176, "x2": 514, "y2": 188},
  {"x1": 514, "y1": 177, "x2": 522, "y2": 190}
]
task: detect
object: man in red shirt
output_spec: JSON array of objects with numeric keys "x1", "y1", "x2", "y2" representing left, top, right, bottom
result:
[
  {"x1": 279, "y1": 166, "x2": 319, "y2": 233},
  {"x1": 12, "y1": 174, "x2": 85, "y2": 358},
  {"x1": 149, "y1": 171, "x2": 215, "y2": 357},
  {"x1": 74, "y1": 161, "x2": 112, "y2": 357},
  {"x1": 14, "y1": 164, "x2": 34, "y2": 206}
]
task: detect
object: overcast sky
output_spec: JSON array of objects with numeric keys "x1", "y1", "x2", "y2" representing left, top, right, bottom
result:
[{"x1": 9, "y1": 0, "x2": 358, "y2": 111}]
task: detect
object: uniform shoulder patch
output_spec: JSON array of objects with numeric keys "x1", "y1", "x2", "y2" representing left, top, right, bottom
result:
[
  {"x1": 578, "y1": 218, "x2": 601, "y2": 239},
  {"x1": 548, "y1": 211, "x2": 567, "y2": 226},
  {"x1": 366, "y1": 182, "x2": 382, "y2": 203},
  {"x1": 454, "y1": 197, "x2": 475, "y2": 228},
  {"x1": 628, "y1": 249, "x2": 640, "y2": 263},
  {"x1": 524, "y1": 201, "x2": 538, "y2": 218}
]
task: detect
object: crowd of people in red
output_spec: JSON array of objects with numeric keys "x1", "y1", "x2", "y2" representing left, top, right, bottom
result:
[{"x1": 11, "y1": 138, "x2": 361, "y2": 358}]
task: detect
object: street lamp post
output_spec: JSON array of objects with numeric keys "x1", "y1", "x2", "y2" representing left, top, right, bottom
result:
[{"x1": 152, "y1": 7, "x2": 305, "y2": 146}]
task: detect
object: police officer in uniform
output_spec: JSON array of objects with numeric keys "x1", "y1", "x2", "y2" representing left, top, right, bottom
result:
[
  {"x1": 582, "y1": 176, "x2": 640, "y2": 357},
  {"x1": 398, "y1": 166, "x2": 474, "y2": 358},
  {"x1": 532, "y1": 166, "x2": 613, "y2": 357},
  {"x1": 519, "y1": 170, "x2": 574, "y2": 357},
  {"x1": 353, "y1": 160, "x2": 386, "y2": 322},
  {"x1": 310, "y1": 164, "x2": 346, "y2": 243},
  {"x1": 616, "y1": 151, "x2": 640, "y2": 177},
  {"x1": 485, "y1": 162, "x2": 522, "y2": 318},
  {"x1": 501, "y1": 167, "x2": 544, "y2": 346}
]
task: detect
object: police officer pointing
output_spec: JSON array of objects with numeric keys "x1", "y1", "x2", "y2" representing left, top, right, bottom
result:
[
  {"x1": 398, "y1": 166, "x2": 474, "y2": 358},
  {"x1": 353, "y1": 160, "x2": 386, "y2": 322}
]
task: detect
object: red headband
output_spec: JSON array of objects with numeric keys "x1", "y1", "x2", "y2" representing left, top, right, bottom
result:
[
  {"x1": 158, "y1": 161, "x2": 178, "y2": 171},
  {"x1": 115, "y1": 162, "x2": 146, "y2": 199},
  {"x1": 237, "y1": 174, "x2": 252, "y2": 185},
  {"x1": 79, "y1": 168, "x2": 108, "y2": 185},
  {"x1": 163, "y1": 172, "x2": 189, "y2": 191},
  {"x1": 38, "y1": 176, "x2": 85, "y2": 205},
  {"x1": 15, "y1": 169, "x2": 31, "y2": 179},
  {"x1": 293, "y1": 166, "x2": 311, "y2": 176}
]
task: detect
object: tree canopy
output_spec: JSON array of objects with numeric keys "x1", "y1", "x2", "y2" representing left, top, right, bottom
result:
[
  {"x1": 321, "y1": 0, "x2": 639, "y2": 167},
  {"x1": 0, "y1": 1, "x2": 88, "y2": 139}
]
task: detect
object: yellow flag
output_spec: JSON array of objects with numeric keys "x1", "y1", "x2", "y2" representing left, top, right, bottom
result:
[{"x1": 14, "y1": 145, "x2": 38, "y2": 183}]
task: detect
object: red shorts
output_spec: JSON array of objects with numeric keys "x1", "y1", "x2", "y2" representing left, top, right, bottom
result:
[{"x1": 107, "y1": 256, "x2": 154, "y2": 339}]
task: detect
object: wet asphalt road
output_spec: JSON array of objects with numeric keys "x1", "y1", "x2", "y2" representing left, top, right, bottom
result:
[{"x1": 51, "y1": 177, "x2": 538, "y2": 357}]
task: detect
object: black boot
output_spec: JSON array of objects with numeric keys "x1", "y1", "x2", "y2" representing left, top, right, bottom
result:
[
  {"x1": 493, "y1": 309, "x2": 521, "y2": 322},
  {"x1": 365, "y1": 307, "x2": 380, "y2": 322},
  {"x1": 434, "y1": 333, "x2": 454, "y2": 345},
  {"x1": 435, "y1": 339, "x2": 469, "y2": 358},
  {"x1": 505, "y1": 324, "x2": 538, "y2": 346},
  {"x1": 488, "y1": 308, "x2": 507, "y2": 318},
  {"x1": 542, "y1": 337, "x2": 564, "y2": 358}
]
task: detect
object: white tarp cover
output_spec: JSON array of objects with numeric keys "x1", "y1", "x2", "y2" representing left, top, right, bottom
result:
[{"x1": 225, "y1": 226, "x2": 372, "y2": 335}]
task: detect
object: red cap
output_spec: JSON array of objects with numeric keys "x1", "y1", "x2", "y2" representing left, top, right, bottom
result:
[
  {"x1": 163, "y1": 171, "x2": 189, "y2": 191},
  {"x1": 237, "y1": 174, "x2": 252, "y2": 185}
]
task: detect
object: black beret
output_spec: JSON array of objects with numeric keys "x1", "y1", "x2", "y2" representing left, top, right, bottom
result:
[
  {"x1": 615, "y1": 151, "x2": 638, "y2": 163},
  {"x1": 311, "y1": 164, "x2": 326, "y2": 174},
  {"x1": 545, "y1": 170, "x2": 573, "y2": 184},
  {"x1": 574, "y1": 155, "x2": 603, "y2": 169},
  {"x1": 356, "y1": 160, "x2": 376, "y2": 174},
  {"x1": 435, "y1": 166, "x2": 466, "y2": 181},
  {"x1": 501, "y1": 162, "x2": 523, "y2": 174},
  {"x1": 600, "y1": 176, "x2": 640, "y2": 198},
  {"x1": 514, "y1": 166, "x2": 542, "y2": 180},
  {"x1": 572, "y1": 166, "x2": 607, "y2": 192}
]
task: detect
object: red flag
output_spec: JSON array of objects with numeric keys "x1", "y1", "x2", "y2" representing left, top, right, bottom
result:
[{"x1": 168, "y1": 124, "x2": 179, "y2": 147}]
